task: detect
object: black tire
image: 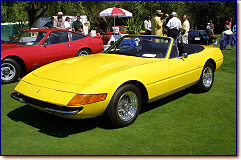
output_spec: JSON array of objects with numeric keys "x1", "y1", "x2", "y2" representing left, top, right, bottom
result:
[
  {"x1": 1, "y1": 58, "x2": 21, "y2": 84},
  {"x1": 195, "y1": 62, "x2": 214, "y2": 92},
  {"x1": 76, "y1": 49, "x2": 90, "y2": 56},
  {"x1": 104, "y1": 84, "x2": 142, "y2": 128}
]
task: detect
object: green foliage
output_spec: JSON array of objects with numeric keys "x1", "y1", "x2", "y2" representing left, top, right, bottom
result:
[
  {"x1": 9, "y1": 22, "x2": 29, "y2": 40},
  {"x1": 125, "y1": 17, "x2": 143, "y2": 35},
  {"x1": 1, "y1": 1, "x2": 237, "y2": 34},
  {"x1": 1, "y1": 1, "x2": 28, "y2": 23}
]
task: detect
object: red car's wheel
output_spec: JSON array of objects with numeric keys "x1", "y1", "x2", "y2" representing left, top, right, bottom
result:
[
  {"x1": 76, "y1": 49, "x2": 90, "y2": 56},
  {"x1": 1, "y1": 58, "x2": 21, "y2": 84}
]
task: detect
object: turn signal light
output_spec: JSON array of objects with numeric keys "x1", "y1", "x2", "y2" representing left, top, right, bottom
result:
[{"x1": 67, "y1": 94, "x2": 107, "y2": 106}]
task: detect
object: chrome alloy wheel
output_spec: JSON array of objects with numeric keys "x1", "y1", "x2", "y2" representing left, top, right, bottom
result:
[
  {"x1": 202, "y1": 66, "x2": 213, "y2": 88},
  {"x1": 117, "y1": 91, "x2": 138, "y2": 122},
  {"x1": 1, "y1": 62, "x2": 16, "y2": 81},
  {"x1": 77, "y1": 50, "x2": 89, "y2": 56}
]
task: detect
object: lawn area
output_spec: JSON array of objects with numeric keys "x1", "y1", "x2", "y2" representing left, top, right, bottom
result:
[{"x1": 1, "y1": 36, "x2": 236, "y2": 155}]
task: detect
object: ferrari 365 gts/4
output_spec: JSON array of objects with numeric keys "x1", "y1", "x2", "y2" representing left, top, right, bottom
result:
[{"x1": 11, "y1": 35, "x2": 224, "y2": 128}]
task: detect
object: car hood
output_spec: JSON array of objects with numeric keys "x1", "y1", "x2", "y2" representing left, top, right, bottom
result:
[{"x1": 31, "y1": 53, "x2": 159, "y2": 85}]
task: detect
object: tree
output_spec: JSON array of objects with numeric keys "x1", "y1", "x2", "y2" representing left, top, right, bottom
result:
[
  {"x1": 24, "y1": 2, "x2": 49, "y2": 28},
  {"x1": 1, "y1": 1, "x2": 236, "y2": 34}
]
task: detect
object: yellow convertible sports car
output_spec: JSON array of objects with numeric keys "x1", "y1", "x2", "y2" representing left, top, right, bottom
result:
[{"x1": 11, "y1": 35, "x2": 224, "y2": 128}]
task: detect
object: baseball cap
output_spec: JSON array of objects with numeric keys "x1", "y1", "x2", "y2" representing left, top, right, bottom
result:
[{"x1": 170, "y1": 12, "x2": 177, "y2": 16}]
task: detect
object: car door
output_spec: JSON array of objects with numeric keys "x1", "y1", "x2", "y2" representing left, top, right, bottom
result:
[
  {"x1": 67, "y1": 32, "x2": 89, "y2": 54},
  {"x1": 39, "y1": 31, "x2": 74, "y2": 66},
  {"x1": 133, "y1": 37, "x2": 171, "y2": 101},
  {"x1": 168, "y1": 42, "x2": 203, "y2": 92}
]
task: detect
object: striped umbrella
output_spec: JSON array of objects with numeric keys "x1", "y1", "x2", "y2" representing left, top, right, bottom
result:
[
  {"x1": 98, "y1": 7, "x2": 133, "y2": 17},
  {"x1": 98, "y1": 7, "x2": 132, "y2": 34}
]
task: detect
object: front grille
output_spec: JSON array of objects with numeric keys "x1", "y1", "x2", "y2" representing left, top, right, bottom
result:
[{"x1": 20, "y1": 94, "x2": 83, "y2": 112}]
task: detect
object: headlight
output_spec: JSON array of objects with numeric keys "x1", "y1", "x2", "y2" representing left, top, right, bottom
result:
[{"x1": 67, "y1": 93, "x2": 107, "y2": 106}]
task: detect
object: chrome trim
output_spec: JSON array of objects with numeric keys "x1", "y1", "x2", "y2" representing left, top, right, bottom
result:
[
  {"x1": 117, "y1": 91, "x2": 138, "y2": 122},
  {"x1": 10, "y1": 92, "x2": 25, "y2": 103},
  {"x1": 202, "y1": 66, "x2": 213, "y2": 88},
  {"x1": 44, "y1": 108, "x2": 80, "y2": 115}
]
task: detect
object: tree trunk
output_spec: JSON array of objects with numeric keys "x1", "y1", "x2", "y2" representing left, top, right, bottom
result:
[{"x1": 25, "y1": 2, "x2": 48, "y2": 28}]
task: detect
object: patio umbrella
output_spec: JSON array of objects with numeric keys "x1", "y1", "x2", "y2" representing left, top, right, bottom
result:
[{"x1": 98, "y1": 7, "x2": 132, "y2": 34}]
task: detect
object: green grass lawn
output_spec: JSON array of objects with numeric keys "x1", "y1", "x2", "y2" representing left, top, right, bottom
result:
[{"x1": 1, "y1": 36, "x2": 236, "y2": 155}]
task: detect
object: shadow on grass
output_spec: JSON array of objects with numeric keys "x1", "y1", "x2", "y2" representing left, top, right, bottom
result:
[
  {"x1": 141, "y1": 87, "x2": 192, "y2": 114},
  {"x1": 7, "y1": 106, "x2": 109, "y2": 138},
  {"x1": 7, "y1": 87, "x2": 198, "y2": 138}
]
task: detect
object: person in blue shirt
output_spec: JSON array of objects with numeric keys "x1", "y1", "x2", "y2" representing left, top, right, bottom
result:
[{"x1": 232, "y1": 23, "x2": 236, "y2": 33}]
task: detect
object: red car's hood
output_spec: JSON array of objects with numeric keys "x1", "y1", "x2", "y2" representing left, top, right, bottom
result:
[{"x1": 1, "y1": 44, "x2": 34, "y2": 51}]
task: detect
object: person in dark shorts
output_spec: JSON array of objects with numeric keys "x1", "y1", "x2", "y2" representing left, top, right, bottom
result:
[{"x1": 166, "y1": 12, "x2": 182, "y2": 40}]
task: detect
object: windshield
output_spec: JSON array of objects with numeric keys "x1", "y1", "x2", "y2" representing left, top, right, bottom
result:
[
  {"x1": 105, "y1": 36, "x2": 171, "y2": 58},
  {"x1": 7, "y1": 31, "x2": 47, "y2": 45}
]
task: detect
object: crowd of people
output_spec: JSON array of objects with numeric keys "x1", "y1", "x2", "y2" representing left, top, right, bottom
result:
[
  {"x1": 144, "y1": 10, "x2": 190, "y2": 44},
  {"x1": 144, "y1": 10, "x2": 236, "y2": 46},
  {"x1": 43, "y1": 11, "x2": 109, "y2": 36},
  {"x1": 43, "y1": 11, "x2": 236, "y2": 46},
  {"x1": 43, "y1": 11, "x2": 83, "y2": 33}
]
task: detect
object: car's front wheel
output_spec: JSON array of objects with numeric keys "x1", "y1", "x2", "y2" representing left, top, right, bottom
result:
[
  {"x1": 104, "y1": 84, "x2": 142, "y2": 128},
  {"x1": 195, "y1": 62, "x2": 214, "y2": 92},
  {"x1": 76, "y1": 49, "x2": 90, "y2": 56},
  {"x1": 1, "y1": 58, "x2": 21, "y2": 84}
]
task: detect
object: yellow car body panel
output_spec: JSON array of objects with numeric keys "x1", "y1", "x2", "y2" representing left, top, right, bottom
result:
[{"x1": 13, "y1": 36, "x2": 224, "y2": 119}]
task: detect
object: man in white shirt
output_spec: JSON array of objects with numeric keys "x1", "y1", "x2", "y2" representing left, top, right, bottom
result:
[
  {"x1": 144, "y1": 15, "x2": 152, "y2": 35},
  {"x1": 64, "y1": 17, "x2": 72, "y2": 31},
  {"x1": 166, "y1": 12, "x2": 182, "y2": 40}
]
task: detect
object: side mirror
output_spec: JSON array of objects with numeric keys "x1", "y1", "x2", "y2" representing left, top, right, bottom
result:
[
  {"x1": 182, "y1": 53, "x2": 188, "y2": 58},
  {"x1": 42, "y1": 43, "x2": 48, "y2": 48},
  {"x1": 179, "y1": 53, "x2": 188, "y2": 61}
]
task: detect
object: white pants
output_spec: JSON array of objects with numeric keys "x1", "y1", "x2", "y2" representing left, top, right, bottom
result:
[{"x1": 181, "y1": 32, "x2": 189, "y2": 44}]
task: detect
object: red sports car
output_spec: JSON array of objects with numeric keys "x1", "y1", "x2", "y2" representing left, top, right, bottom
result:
[{"x1": 1, "y1": 29, "x2": 103, "y2": 83}]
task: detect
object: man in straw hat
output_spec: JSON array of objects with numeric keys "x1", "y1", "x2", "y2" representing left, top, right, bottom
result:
[
  {"x1": 151, "y1": 10, "x2": 163, "y2": 36},
  {"x1": 53, "y1": 11, "x2": 64, "y2": 29}
]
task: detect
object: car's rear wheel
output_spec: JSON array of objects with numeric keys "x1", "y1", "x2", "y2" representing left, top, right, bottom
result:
[
  {"x1": 1, "y1": 58, "x2": 21, "y2": 84},
  {"x1": 76, "y1": 49, "x2": 90, "y2": 56},
  {"x1": 195, "y1": 62, "x2": 214, "y2": 92},
  {"x1": 104, "y1": 84, "x2": 142, "y2": 128}
]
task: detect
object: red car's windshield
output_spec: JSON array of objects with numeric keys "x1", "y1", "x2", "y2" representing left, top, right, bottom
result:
[{"x1": 7, "y1": 31, "x2": 47, "y2": 45}]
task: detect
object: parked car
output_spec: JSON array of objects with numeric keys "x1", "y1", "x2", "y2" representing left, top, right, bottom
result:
[
  {"x1": 188, "y1": 30, "x2": 209, "y2": 44},
  {"x1": 11, "y1": 35, "x2": 223, "y2": 128},
  {"x1": 1, "y1": 29, "x2": 103, "y2": 83}
]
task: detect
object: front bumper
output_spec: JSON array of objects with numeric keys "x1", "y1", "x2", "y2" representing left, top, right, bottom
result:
[
  {"x1": 12, "y1": 79, "x2": 110, "y2": 119},
  {"x1": 11, "y1": 92, "x2": 83, "y2": 116}
]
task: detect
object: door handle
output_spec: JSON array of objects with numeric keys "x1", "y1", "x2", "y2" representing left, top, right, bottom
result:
[{"x1": 67, "y1": 45, "x2": 71, "y2": 47}]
